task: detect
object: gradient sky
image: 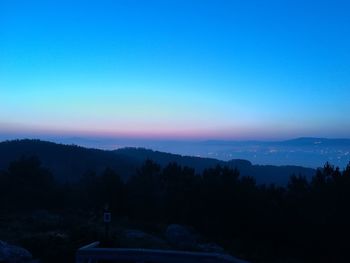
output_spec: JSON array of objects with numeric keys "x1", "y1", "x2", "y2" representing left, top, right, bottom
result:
[{"x1": 1, "y1": 0, "x2": 350, "y2": 140}]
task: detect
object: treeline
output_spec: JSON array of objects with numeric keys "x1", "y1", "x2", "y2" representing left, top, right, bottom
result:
[{"x1": 1, "y1": 156, "x2": 350, "y2": 262}]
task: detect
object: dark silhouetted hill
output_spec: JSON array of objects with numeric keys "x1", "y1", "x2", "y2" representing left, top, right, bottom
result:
[
  {"x1": 0, "y1": 140, "x2": 137, "y2": 182},
  {"x1": 0, "y1": 139, "x2": 315, "y2": 184},
  {"x1": 115, "y1": 147, "x2": 315, "y2": 185}
]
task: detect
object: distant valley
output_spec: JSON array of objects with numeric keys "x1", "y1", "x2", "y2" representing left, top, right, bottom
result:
[
  {"x1": 10, "y1": 136, "x2": 349, "y2": 169},
  {"x1": 0, "y1": 139, "x2": 319, "y2": 185}
]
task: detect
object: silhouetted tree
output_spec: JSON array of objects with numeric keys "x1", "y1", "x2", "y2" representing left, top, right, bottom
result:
[
  {"x1": 98, "y1": 167, "x2": 124, "y2": 214},
  {"x1": 3, "y1": 154, "x2": 350, "y2": 262},
  {"x1": 1, "y1": 156, "x2": 56, "y2": 210},
  {"x1": 126, "y1": 160, "x2": 162, "y2": 221}
]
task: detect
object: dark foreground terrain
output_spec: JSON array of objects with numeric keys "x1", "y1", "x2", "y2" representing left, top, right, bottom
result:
[{"x1": 1, "y1": 140, "x2": 350, "y2": 262}]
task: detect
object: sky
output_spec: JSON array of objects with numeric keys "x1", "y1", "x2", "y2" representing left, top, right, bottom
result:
[{"x1": 1, "y1": 0, "x2": 350, "y2": 140}]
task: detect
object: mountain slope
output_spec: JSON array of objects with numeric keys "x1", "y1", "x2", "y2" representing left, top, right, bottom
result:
[
  {"x1": 115, "y1": 147, "x2": 315, "y2": 185},
  {"x1": 0, "y1": 140, "x2": 137, "y2": 182},
  {"x1": 0, "y1": 139, "x2": 315, "y2": 184}
]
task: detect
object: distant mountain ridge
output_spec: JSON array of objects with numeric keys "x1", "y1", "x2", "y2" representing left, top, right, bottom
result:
[
  {"x1": 0, "y1": 139, "x2": 316, "y2": 185},
  {"x1": 115, "y1": 147, "x2": 315, "y2": 185},
  {"x1": 4, "y1": 136, "x2": 348, "y2": 168}
]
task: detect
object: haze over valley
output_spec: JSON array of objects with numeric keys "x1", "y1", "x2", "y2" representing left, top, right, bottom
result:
[{"x1": 2, "y1": 136, "x2": 347, "y2": 169}]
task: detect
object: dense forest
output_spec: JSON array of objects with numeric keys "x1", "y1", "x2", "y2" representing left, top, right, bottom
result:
[{"x1": 1, "y1": 155, "x2": 350, "y2": 263}]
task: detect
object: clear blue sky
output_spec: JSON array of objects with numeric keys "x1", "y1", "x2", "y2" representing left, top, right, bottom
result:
[{"x1": 1, "y1": 0, "x2": 349, "y2": 140}]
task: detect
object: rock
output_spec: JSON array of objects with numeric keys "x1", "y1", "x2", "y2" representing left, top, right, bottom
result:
[
  {"x1": 0, "y1": 240, "x2": 32, "y2": 262},
  {"x1": 164, "y1": 224, "x2": 198, "y2": 249},
  {"x1": 120, "y1": 229, "x2": 169, "y2": 249},
  {"x1": 43, "y1": 231, "x2": 68, "y2": 240},
  {"x1": 165, "y1": 225, "x2": 229, "y2": 254},
  {"x1": 197, "y1": 242, "x2": 226, "y2": 253}
]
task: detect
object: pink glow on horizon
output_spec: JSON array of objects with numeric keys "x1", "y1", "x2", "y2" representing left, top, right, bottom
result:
[{"x1": 0, "y1": 121, "x2": 329, "y2": 141}]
